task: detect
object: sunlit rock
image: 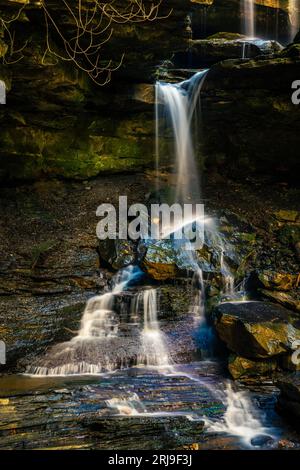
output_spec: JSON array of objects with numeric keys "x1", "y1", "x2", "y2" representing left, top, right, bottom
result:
[
  {"x1": 214, "y1": 301, "x2": 300, "y2": 358},
  {"x1": 228, "y1": 353, "x2": 277, "y2": 379}
]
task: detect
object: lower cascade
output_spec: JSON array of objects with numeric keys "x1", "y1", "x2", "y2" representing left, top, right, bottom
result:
[
  {"x1": 208, "y1": 383, "x2": 273, "y2": 447},
  {"x1": 27, "y1": 270, "x2": 172, "y2": 375}
]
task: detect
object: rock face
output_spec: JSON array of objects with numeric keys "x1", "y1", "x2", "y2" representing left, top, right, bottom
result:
[
  {"x1": 201, "y1": 49, "x2": 300, "y2": 181},
  {"x1": 214, "y1": 301, "x2": 300, "y2": 379},
  {"x1": 175, "y1": 36, "x2": 282, "y2": 68},
  {"x1": 277, "y1": 374, "x2": 300, "y2": 425},
  {"x1": 0, "y1": 0, "x2": 190, "y2": 180},
  {"x1": 190, "y1": 0, "x2": 291, "y2": 43}
]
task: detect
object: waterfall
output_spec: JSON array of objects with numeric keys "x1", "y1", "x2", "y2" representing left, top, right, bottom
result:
[
  {"x1": 289, "y1": 0, "x2": 299, "y2": 41},
  {"x1": 77, "y1": 265, "x2": 138, "y2": 339},
  {"x1": 220, "y1": 249, "x2": 235, "y2": 297},
  {"x1": 137, "y1": 288, "x2": 171, "y2": 367},
  {"x1": 105, "y1": 393, "x2": 146, "y2": 416},
  {"x1": 27, "y1": 266, "x2": 142, "y2": 376},
  {"x1": 208, "y1": 383, "x2": 273, "y2": 447},
  {"x1": 155, "y1": 70, "x2": 208, "y2": 204},
  {"x1": 243, "y1": 0, "x2": 255, "y2": 38}
]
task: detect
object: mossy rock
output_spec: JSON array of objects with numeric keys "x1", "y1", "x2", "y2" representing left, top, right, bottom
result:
[{"x1": 206, "y1": 32, "x2": 246, "y2": 40}]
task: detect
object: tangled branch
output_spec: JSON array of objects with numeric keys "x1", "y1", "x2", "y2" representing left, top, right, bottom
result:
[
  {"x1": 41, "y1": 0, "x2": 164, "y2": 85},
  {"x1": 1, "y1": 1, "x2": 168, "y2": 84},
  {"x1": 0, "y1": 1, "x2": 29, "y2": 64}
]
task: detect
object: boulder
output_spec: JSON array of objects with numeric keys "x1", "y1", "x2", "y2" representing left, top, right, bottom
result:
[
  {"x1": 214, "y1": 301, "x2": 300, "y2": 358},
  {"x1": 228, "y1": 354, "x2": 277, "y2": 379},
  {"x1": 98, "y1": 239, "x2": 136, "y2": 270}
]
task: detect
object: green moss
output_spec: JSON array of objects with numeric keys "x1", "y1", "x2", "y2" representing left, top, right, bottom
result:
[
  {"x1": 206, "y1": 32, "x2": 246, "y2": 40},
  {"x1": 0, "y1": 125, "x2": 154, "y2": 179}
]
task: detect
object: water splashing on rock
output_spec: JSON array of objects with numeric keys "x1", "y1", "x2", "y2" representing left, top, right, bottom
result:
[
  {"x1": 208, "y1": 382, "x2": 274, "y2": 447},
  {"x1": 27, "y1": 266, "x2": 143, "y2": 376},
  {"x1": 138, "y1": 288, "x2": 171, "y2": 368}
]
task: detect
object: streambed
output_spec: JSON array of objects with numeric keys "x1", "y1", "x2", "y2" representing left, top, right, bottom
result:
[{"x1": 0, "y1": 362, "x2": 298, "y2": 450}]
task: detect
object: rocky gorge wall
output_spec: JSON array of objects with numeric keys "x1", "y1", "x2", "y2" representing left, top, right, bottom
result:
[{"x1": 0, "y1": 0, "x2": 299, "y2": 181}]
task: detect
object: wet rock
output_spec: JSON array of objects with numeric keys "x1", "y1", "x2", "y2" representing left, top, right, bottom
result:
[
  {"x1": 250, "y1": 434, "x2": 274, "y2": 447},
  {"x1": 228, "y1": 354, "x2": 277, "y2": 380},
  {"x1": 138, "y1": 222, "x2": 247, "y2": 282},
  {"x1": 98, "y1": 239, "x2": 136, "y2": 270},
  {"x1": 214, "y1": 301, "x2": 300, "y2": 359},
  {"x1": 139, "y1": 239, "x2": 197, "y2": 281},
  {"x1": 0, "y1": 294, "x2": 89, "y2": 370},
  {"x1": 133, "y1": 84, "x2": 155, "y2": 104}
]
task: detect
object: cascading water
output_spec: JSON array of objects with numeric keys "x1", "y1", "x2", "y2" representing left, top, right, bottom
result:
[
  {"x1": 289, "y1": 0, "x2": 299, "y2": 42},
  {"x1": 27, "y1": 266, "x2": 143, "y2": 376},
  {"x1": 105, "y1": 393, "x2": 146, "y2": 416},
  {"x1": 208, "y1": 383, "x2": 273, "y2": 447},
  {"x1": 137, "y1": 288, "x2": 171, "y2": 368},
  {"x1": 155, "y1": 71, "x2": 210, "y2": 344},
  {"x1": 155, "y1": 70, "x2": 208, "y2": 204},
  {"x1": 242, "y1": 0, "x2": 255, "y2": 38}
]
